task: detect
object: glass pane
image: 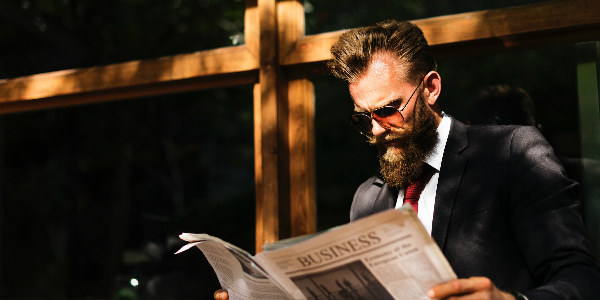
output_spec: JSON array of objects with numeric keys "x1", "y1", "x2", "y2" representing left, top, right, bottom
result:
[
  {"x1": 439, "y1": 42, "x2": 600, "y2": 256},
  {"x1": 314, "y1": 42, "x2": 600, "y2": 257},
  {"x1": 575, "y1": 42, "x2": 600, "y2": 259},
  {"x1": 439, "y1": 45, "x2": 584, "y2": 166},
  {"x1": 314, "y1": 74, "x2": 379, "y2": 230},
  {"x1": 305, "y1": 0, "x2": 549, "y2": 35},
  {"x1": 0, "y1": 0, "x2": 245, "y2": 78},
  {"x1": 0, "y1": 85, "x2": 255, "y2": 298}
]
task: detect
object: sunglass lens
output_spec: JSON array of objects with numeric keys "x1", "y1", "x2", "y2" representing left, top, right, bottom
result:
[
  {"x1": 350, "y1": 114, "x2": 372, "y2": 135},
  {"x1": 373, "y1": 106, "x2": 403, "y2": 128},
  {"x1": 373, "y1": 106, "x2": 398, "y2": 118}
]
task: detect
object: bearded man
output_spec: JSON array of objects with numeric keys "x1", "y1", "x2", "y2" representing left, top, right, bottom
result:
[
  {"x1": 215, "y1": 19, "x2": 600, "y2": 300},
  {"x1": 329, "y1": 19, "x2": 600, "y2": 300}
]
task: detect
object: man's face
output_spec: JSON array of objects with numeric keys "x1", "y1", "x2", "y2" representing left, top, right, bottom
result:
[
  {"x1": 349, "y1": 52, "x2": 419, "y2": 152},
  {"x1": 349, "y1": 52, "x2": 439, "y2": 188}
]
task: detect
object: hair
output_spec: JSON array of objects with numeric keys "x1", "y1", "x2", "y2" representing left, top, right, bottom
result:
[
  {"x1": 467, "y1": 85, "x2": 537, "y2": 126},
  {"x1": 328, "y1": 19, "x2": 437, "y2": 84}
]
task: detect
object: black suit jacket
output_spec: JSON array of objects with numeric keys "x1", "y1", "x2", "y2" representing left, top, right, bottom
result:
[{"x1": 350, "y1": 117, "x2": 600, "y2": 299}]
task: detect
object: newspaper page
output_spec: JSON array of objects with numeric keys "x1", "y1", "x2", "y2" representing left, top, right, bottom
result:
[
  {"x1": 176, "y1": 234, "x2": 293, "y2": 300},
  {"x1": 254, "y1": 206, "x2": 456, "y2": 300}
]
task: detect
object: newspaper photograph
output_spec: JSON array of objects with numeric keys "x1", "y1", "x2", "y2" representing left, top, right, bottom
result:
[{"x1": 254, "y1": 206, "x2": 456, "y2": 300}]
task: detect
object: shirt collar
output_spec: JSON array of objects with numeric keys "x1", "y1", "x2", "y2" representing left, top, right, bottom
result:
[{"x1": 425, "y1": 113, "x2": 451, "y2": 171}]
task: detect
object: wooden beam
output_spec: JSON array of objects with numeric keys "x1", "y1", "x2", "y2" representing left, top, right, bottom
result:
[
  {"x1": 256, "y1": 0, "x2": 284, "y2": 252},
  {"x1": 0, "y1": 71, "x2": 257, "y2": 114},
  {"x1": 282, "y1": 0, "x2": 600, "y2": 65},
  {"x1": 247, "y1": 0, "x2": 265, "y2": 255},
  {"x1": 245, "y1": 0, "x2": 260, "y2": 58},
  {"x1": 279, "y1": 0, "x2": 317, "y2": 238},
  {"x1": 253, "y1": 81, "x2": 265, "y2": 254},
  {"x1": 281, "y1": 30, "x2": 343, "y2": 67},
  {"x1": 254, "y1": 0, "x2": 317, "y2": 252},
  {"x1": 418, "y1": 0, "x2": 600, "y2": 47},
  {"x1": 286, "y1": 70, "x2": 316, "y2": 238},
  {"x1": 277, "y1": 0, "x2": 306, "y2": 65},
  {"x1": 0, "y1": 45, "x2": 259, "y2": 104},
  {"x1": 432, "y1": 23, "x2": 600, "y2": 60}
]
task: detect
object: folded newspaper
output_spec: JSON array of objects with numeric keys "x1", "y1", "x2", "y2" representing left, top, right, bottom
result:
[{"x1": 176, "y1": 205, "x2": 456, "y2": 300}]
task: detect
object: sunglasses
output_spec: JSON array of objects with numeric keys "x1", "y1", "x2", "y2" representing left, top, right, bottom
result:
[{"x1": 350, "y1": 76, "x2": 425, "y2": 136}]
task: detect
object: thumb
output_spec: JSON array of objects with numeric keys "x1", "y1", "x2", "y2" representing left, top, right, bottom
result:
[{"x1": 214, "y1": 289, "x2": 228, "y2": 300}]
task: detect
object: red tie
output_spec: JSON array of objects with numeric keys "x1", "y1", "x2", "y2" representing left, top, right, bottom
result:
[{"x1": 403, "y1": 165, "x2": 436, "y2": 213}]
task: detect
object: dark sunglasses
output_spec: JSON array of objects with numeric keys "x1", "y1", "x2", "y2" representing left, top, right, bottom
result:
[{"x1": 350, "y1": 76, "x2": 425, "y2": 136}]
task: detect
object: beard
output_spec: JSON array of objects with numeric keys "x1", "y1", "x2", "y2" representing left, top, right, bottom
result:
[{"x1": 368, "y1": 94, "x2": 439, "y2": 189}]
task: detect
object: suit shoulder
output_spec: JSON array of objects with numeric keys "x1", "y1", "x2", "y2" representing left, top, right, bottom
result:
[
  {"x1": 354, "y1": 175, "x2": 384, "y2": 199},
  {"x1": 467, "y1": 124, "x2": 525, "y2": 136},
  {"x1": 466, "y1": 124, "x2": 542, "y2": 145},
  {"x1": 351, "y1": 175, "x2": 385, "y2": 221},
  {"x1": 357, "y1": 175, "x2": 383, "y2": 189}
]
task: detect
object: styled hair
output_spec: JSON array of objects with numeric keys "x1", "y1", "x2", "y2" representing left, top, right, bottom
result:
[{"x1": 328, "y1": 19, "x2": 436, "y2": 84}]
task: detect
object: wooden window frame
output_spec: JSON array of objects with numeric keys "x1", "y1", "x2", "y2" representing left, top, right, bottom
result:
[{"x1": 1, "y1": 0, "x2": 599, "y2": 253}]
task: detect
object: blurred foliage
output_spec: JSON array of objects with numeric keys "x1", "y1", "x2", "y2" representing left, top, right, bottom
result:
[
  {"x1": 0, "y1": 0, "x2": 245, "y2": 78},
  {"x1": 1, "y1": 89, "x2": 257, "y2": 298},
  {"x1": 0, "y1": 0, "x2": 593, "y2": 299},
  {"x1": 1, "y1": 0, "x2": 250, "y2": 298}
]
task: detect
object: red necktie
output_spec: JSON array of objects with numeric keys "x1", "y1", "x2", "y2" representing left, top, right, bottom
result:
[{"x1": 403, "y1": 165, "x2": 436, "y2": 213}]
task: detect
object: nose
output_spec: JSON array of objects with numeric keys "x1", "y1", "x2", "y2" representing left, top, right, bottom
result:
[{"x1": 371, "y1": 119, "x2": 388, "y2": 137}]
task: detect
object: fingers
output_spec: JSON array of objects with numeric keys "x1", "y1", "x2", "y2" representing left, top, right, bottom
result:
[
  {"x1": 214, "y1": 289, "x2": 229, "y2": 300},
  {"x1": 427, "y1": 277, "x2": 492, "y2": 299}
]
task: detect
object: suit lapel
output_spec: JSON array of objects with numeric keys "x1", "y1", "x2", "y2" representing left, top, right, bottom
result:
[
  {"x1": 431, "y1": 118, "x2": 469, "y2": 251},
  {"x1": 372, "y1": 177, "x2": 398, "y2": 214}
]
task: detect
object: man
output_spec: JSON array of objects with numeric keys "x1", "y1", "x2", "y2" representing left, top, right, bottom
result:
[{"x1": 215, "y1": 20, "x2": 600, "y2": 300}]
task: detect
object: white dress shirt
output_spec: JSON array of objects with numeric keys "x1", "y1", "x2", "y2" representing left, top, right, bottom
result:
[{"x1": 395, "y1": 114, "x2": 451, "y2": 236}]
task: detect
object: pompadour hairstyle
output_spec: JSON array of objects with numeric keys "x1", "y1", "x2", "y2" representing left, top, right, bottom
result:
[{"x1": 328, "y1": 19, "x2": 437, "y2": 84}]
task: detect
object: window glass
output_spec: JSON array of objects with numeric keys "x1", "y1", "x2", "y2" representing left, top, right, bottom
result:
[
  {"x1": 0, "y1": 0, "x2": 245, "y2": 78},
  {"x1": 439, "y1": 45, "x2": 584, "y2": 168},
  {"x1": 574, "y1": 42, "x2": 600, "y2": 259},
  {"x1": 439, "y1": 42, "x2": 599, "y2": 256},
  {"x1": 0, "y1": 85, "x2": 255, "y2": 299},
  {"x1": 305, "y1": 0, "x2": 549, "y2": 35},
  {"x1": 314, "y1": 42, "x2": 600, "y2": 258},
  {"x1": 314, "y1": 74, "x2": 379, "y2": 230}
]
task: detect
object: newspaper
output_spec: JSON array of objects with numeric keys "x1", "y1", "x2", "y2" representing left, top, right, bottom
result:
[{"x1": 176, "y1": 205, "x2": 456, "y2": 300}]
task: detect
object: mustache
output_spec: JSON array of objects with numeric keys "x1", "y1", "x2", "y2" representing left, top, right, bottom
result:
[
  {"x1": 367, "y1": 128, "x2": 412, "y2": 145},
  {"x1": 373, "y1": 93, "x2": 439, "y2": 189}
]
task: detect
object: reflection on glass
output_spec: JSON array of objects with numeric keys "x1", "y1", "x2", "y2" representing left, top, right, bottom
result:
[
  {"x1": 442, "y1": 42, "x2": 600, "y2": 257},
  {"x1": 1, "y1": 1, "x2": 245, "y2": 78},
  {"x1": 315, "y1": 42, "x2": 600, "y2": 260},
  {"x1": 576, "y1": 43, "x2": 600, "y2": 259},
  {"x1": 305, "y1": 0, "x2": 549, "y2": 35},
  {"x1": 0, "y1": 85, "x2": 255, "y2": 299}
]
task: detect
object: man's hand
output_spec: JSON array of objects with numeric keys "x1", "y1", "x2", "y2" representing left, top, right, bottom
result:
[
  {"x1": 214, "y1": 289, "x2": 228, "y2": 300},
  {"x1": 427, "y1": 277, "x2": 516, "y2": 300}
]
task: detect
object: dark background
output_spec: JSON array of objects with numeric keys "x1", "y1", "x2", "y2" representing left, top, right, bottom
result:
[{"x1": 0, "y1": 0, "x2": 593, "y2": 298}]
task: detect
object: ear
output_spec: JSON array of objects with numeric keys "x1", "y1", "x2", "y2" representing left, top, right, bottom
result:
[{"x1": 423, "y1": 71, "x2": 441, "y2": 106}]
